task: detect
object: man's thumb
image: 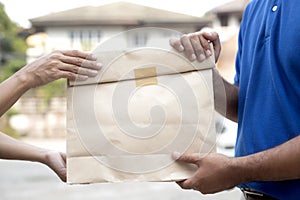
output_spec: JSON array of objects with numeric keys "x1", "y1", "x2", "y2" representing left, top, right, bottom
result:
[{"x1": 172, "y1": 152, "x2": 200, "y2": 164}]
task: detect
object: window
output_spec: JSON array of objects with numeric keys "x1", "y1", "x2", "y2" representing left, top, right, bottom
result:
[
  {"x1": 130, "y1": 32, "x2": 148, "y2": 47},
  {"x1": 219, "y1": 15, "x2": 229, "y2": 27},
  {"x1": 69, "y1": 30, "x2": 101, "y2": 50}
]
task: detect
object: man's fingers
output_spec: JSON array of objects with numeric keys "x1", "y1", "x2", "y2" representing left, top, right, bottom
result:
[
  {"x1": 199, "y1": 35, "x2": 212, "y2": 57},
  {"x1": 189, "y1": 34, "x2": 206, "y2": 62},
  {"x1": 170, "y1": 30, "x2": 221, "y2": 63},
  {"x1": 180, "y1": 34, "x2": 197, "y2": 61},
  {"x1": 173, "y1": 152, "x2": 201, "y2": 164},
  {"x1": 202, "y1": 31, "x2": 219, "y2": 43},
  {"x1": 169, "y1": 38, "x2": 184, "y2": 52},
  {"x1": 202, "y1": 32, "x2": 221, "y2": 62},
  {"x1": 177, "y1": 179, "x2": 194, "y2": 190},
  {"x1": 205, "y1": 32, "x2": 221, "y2": 52}
]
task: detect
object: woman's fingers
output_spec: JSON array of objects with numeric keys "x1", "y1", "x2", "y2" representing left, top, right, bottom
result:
[
  {"x1": 58, "y1": 63, "x2": 99, "y2": 77},
  {"x1": 57, "y1": 71, "x2": 89, "y2": 81},
  {"x1": 50, "y1": 50, "x2": 102, "y2": 80},
  {"x1": 60, "y1": 50, "x2": 96, "y2": 60},
  {"x1": 59, "y1": 56, "x2": 102, "y2": 70}
]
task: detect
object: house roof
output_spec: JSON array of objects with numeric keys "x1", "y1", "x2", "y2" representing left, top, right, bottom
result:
[
  {"x1": 208, "y1": 0, "x2": 249, "y2": 14},
  {"x1": 30, "y1": 2, "x2": 213, "y2": 27}
]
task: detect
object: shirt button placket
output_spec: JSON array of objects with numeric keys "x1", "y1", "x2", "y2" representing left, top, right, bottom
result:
[{"x1": 272, "y1": 0, "x2": 278, "y2": 12}]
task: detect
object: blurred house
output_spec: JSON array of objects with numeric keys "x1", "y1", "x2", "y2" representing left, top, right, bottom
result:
[
  {"x1": 17, "y1": 1, "x2": 248, "y2": 138},
  {"x1": 209, "y1": 0, "x2": 249, "y2": 83},
  {"x1": 27, "y1": 2, "x2": 214, "y2": 62},
  {"x1": 28, "y1": 0, "x2": 249, "y2": 82},
  {"x1": 211, "y1": 0, "x2": 247, "y2": 28}
]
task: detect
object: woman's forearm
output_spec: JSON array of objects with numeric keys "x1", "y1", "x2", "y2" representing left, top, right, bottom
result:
[
  {"x1": 0, "y1": 50, "x2": 101, "y2": 117},
  {"x1": 0, "y1": 131, "x2": 67, "y2": 181},
  {"x1": 0, "y1": 72, "x2": 31, "y2": 117},
  {"x1": 0, "y1": 131, "x2": 46, "y2": 163}
]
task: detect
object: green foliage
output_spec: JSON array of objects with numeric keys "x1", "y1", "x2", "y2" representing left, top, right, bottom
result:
[
  {"x1": 5, "y1": 107, "x2": 19, "y2": 117},
  {"x1": 11, "y1": 36, "x2": 27, "y2": 53},
  {"x1": 0, "y1": 109, "x2": 20, "y2": 138},
  {"x1": 1, "y1": 123, "x2": 19, "y2": 138},
  {"x1": 34, "y1": 79, "x2": 67, "y2": 104},
  {"x1": 0, "y1": 2, "x2": 27, "y2": 66},
  {"x1": 0, "y1": 57, "x2": 25, "y2": 137},
  {"x1": 0, "y1": 2, "x2": 66, "y2": 99},
  {"x1": 0, "y1": 58, "x2": 26, "y2": 82},
  {"x1": 0, "y1": 1, "x2": 27, "y2": 86},
  {"x1": 0, "y1": 3, "x2": 15, "y2": 34},
  {"x1": 0, "y1": 36, "x2": 13, "y2": 52}
]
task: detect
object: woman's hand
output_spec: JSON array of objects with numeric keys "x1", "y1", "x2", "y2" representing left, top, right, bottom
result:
[
  {"x1": 0, "y1": 49, "x2": 102, "y2": 116},
  {"x1": 43, "y1": 151, "x2": 67, "y2": 182},
  {"x1": 0, "y1": 132, "x2": 67, "y2": 182},
  {"x1": 16, "y1": 50, "x2": 102, "y2": 89}
]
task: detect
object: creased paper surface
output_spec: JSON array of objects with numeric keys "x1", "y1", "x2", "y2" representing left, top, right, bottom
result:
[{"x1": 67, "y1": 47, "x2": 216, "y2": 184}]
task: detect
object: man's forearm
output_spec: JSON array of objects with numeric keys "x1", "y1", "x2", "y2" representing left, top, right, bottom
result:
[
  {"x1": 213, "y1": 69, "x2": 239, "y2": 122},
  {"x1": 234, "y1": 134, "x2": 300, "y2": 183}
]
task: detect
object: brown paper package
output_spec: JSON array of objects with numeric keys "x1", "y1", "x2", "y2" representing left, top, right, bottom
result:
[{"x1": 67, "y1": 47, "x2": 216, "y2": 184}]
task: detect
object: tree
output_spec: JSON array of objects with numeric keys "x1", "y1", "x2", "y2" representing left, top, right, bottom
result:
[
  {"x1": 0, "y1": 3, "x2": 67, "y2": 138},
  {"x1": 0, "y1": 2, "x2": 26, "y2": 52},
  {"x1": 0, "y1": 3, "x2": 27, "y2": 138},
  {"x1": 0, "y1": 2, "x2": 27, "y2": 76}
]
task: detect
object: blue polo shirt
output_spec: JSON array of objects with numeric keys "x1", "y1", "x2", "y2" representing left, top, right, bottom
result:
[{"x1": 234, "y1": 0, "x2": 300, "y2": 199}]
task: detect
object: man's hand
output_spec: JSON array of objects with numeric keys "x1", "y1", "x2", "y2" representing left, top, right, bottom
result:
[
  {"x1": 169, "y1": 30, "x2": 221, "y2": 63},
  {"x1": 173, "y1": 152, "x2": 242, "y2": 194},
  {"x1": 43, "y1": 151, "x2": 67, "y2": 182},
  {"x1": 16, "y1": 50, "x2": 102, "y2": 89}
]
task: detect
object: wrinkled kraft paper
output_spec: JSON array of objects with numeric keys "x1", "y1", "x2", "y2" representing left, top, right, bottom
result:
[{"x1": 67, "y1": 47, "x2": 216, "y2": 184}]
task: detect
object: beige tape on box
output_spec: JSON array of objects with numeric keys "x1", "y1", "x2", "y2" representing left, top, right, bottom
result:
[{"x1": 134, "y1": 67, "x2": 158, "y2": 87}]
